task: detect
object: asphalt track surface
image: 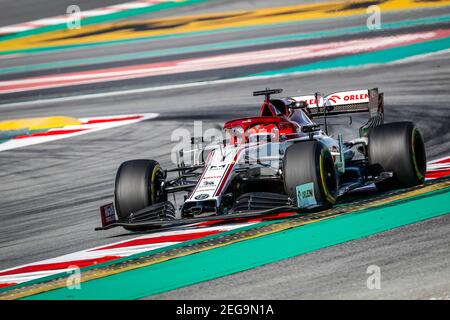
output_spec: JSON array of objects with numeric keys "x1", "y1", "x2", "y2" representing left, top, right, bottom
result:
[{"x1": 0, "y1": 0, "x2": 449, "y2": 299}]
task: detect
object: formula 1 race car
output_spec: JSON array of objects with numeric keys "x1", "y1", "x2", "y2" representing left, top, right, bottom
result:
[{"x1": 96, "y1": 88, "x2": 427, "y2": 231}]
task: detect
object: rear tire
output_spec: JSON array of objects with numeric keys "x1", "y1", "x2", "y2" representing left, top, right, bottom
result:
[
  {"x1": 283, "y1": 141, "x2": 337, "y2": 208},
  {"x1": 368, "y1": 122, "x2": 426, "y2": 191},
  {"x1": 114, "y1": 159, "x2": 166, "y2": 220}
]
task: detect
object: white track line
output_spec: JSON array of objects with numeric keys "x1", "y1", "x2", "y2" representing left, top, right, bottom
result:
[
  {"x1": 0, "y1": 113, "x2": 159, "y2": 152},
  {"x1": 0, "y1": 223, "x2": 254, "y2": 286}
]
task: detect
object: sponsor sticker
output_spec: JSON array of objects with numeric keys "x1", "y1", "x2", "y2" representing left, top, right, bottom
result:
[
  {"x1": 296, "y1": 182, "x2": 317, "y2": 208},
  {"x1": 291, "y1": 90, "x2": 369, "y2": 108},
  {"x1": 195, "y1": 194, "x2": 210, "y2": 200},
  {"x1": 326, "y1": 90, "x2": 369, "y2": 106},
  {"x1": 203, "y1": 180, "x2": 216, "y2": 187},
  {"x1": 210, "y1": 164, "x2": 226, "y2": 170},
  {"x1": 100, "y1": 203, "x2": 117, "y2": 227}
]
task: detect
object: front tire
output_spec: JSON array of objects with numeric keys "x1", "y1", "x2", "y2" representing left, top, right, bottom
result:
[
  {"x1": 368, "y1": 122, "x2": 426, "y2": 191},
  {"x1": 283, "y1": 141, "x2": 337, "y2": 208},
  {"x1": 114, "y1": 159, "x2": 166, "y2": 220}
]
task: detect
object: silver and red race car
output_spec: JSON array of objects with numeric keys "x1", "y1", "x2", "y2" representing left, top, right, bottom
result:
[{"x1": 96, "y1": 88, "x2": 427, "y2": 231}]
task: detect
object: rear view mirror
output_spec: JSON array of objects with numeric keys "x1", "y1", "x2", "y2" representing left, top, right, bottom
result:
[
  {"x1": 289, "y1": 100, "x2": 307, "y2": 109},
  {"x1": 301, "y1": 124, "x2": 321, "y2": 133}
]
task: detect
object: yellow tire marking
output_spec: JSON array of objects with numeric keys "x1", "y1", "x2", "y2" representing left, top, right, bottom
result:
[
  {"x1": 319, "y1": 150, "x2": 336, "y2": 204},
  {"x1": 150, "y1": 164, "x2": 160, "y2": 204},
  {"x1": 411, "y1": 128, "x2": 425, "y2": 180}
]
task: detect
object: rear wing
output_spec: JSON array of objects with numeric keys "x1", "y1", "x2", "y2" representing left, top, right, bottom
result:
[{"x1": 290, "y1": 88, "x2": 384, "y2": 136}]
